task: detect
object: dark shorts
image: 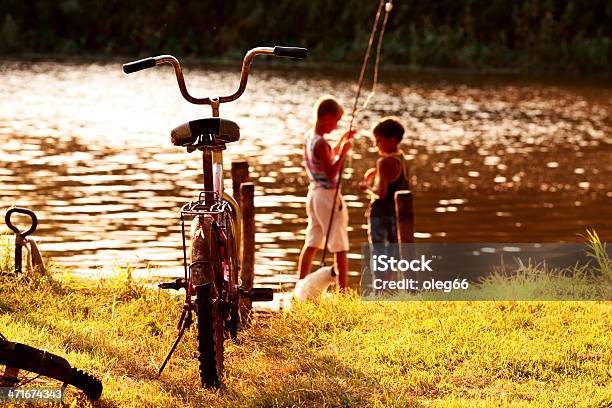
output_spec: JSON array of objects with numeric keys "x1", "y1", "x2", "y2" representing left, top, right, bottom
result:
[
  {"x1": 368, "y1": 215, "x2": 398, "y2": 244},
  {"x1": 367, "y1": 216, "x2": 400, "y2": 283}
]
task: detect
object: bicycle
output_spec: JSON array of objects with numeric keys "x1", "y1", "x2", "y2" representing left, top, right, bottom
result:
[
  {"x1": 0, "y1": 332, "x2": 103, "y2": 401},
  {"x1": 122, "y1": 45, "x2": 307, "y2": 387}
]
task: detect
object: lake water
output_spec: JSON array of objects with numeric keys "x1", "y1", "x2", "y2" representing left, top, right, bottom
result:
[{"x1": 0, "y1": 60, "x2": 610, "y2": 289}]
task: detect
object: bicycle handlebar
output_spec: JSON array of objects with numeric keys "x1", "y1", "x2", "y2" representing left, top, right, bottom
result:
[
  {"x1": 122, "y1": 45, "x2": 307, "y2": 105},
  {"x1": 123, "y1": 57, "x2": 156, "y2": 74},
  {"x1": 273, "y1": 46, "x2": 308, "y2": 59}
]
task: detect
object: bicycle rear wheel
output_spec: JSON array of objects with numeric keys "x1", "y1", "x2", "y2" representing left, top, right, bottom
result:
[
  {"x1": 195, "y1": 283, "x2": 223, "y2": 388},
  {"x1": 190, "y1": 216, "x2": 224, "y2": 387}
]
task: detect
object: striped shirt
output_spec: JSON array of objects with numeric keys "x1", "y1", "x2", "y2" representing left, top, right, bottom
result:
[{"x1": 304, "y1": 131, "x2": 338, "y2": 190}]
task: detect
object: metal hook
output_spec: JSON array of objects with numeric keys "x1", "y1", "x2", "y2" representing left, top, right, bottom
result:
[
  {"x1": 5, "y1": 207, "x2": 38, "y2": 275},
  {"x1": 5, "y1": 207, "x2": 38, "y2": 238}
]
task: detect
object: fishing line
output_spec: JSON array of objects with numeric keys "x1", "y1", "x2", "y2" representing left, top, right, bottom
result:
[
  {"x1": 320, "y1": 0, "x2": 393, "y2": 267},
  {"x1": 348, "y1": 0, "x2": 393, "y2": 171},
  {"x1": 362, "y1": 1, "x2": 393, "y2": 112}
]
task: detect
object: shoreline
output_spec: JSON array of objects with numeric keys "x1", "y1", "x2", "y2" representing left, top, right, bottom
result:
[{"x1": 2, "y1": 52, "x2": 611, "y2": 86}]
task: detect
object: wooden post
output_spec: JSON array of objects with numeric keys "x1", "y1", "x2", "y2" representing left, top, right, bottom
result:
[
  {"x1": 395, "y1": 190, "x2": 414, "y2": 244},
  {"x1": 231, "y1": 161, "x2": 249, "y2": 201},
  {"x1": 239, "y1": 182, "x2": 255, "y2": 324}
]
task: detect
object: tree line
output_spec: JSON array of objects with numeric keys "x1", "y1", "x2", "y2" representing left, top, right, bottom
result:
[{"x1": 1, "y1": 0, "x2": 610, "y2": 73}]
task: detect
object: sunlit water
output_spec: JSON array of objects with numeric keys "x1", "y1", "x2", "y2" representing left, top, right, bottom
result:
[{"x1": 1, "y1": 60, "x2": 610, "y2": 289}]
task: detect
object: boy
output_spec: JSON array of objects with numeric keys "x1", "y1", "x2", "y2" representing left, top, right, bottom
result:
[
  {"x1": 359, "y1": 117, "x2": 409, "y2": 245},
  {"x1": 298, "y1": 95, "x2": 354, "y2": 289}
]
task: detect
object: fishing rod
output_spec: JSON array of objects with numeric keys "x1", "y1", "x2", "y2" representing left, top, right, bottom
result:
[{"x1": 320, "y1": 0, "x2": 394, "y2": 267}]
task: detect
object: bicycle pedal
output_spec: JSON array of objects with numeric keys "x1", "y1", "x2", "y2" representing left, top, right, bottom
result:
[
  {"x1": 249, "y1": 287, "x2": 274, "y2": 302},
  {"x1": 158, "y1": 278, "x2": 185, "y2": 290}
]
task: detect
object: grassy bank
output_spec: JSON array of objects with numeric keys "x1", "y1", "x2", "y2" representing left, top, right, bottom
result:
[{"x1": 0, "y1": 267, "x2": 610, "y2": 407}]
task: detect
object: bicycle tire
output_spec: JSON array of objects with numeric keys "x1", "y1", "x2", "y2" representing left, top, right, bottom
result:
[
  {"x1": 0, "y1": 338, "x2": 102, "y2": 401},
  {"x1": 190, "y1": 216, "x2": 224, "y2": 387},
  {"x1": 195, "y1": 283, "x2": 224, "y2": 388}
]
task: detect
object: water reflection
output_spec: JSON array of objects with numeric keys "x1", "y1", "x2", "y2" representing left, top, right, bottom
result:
[{"x1": 0, "y1": 61, "x2": 610, "y2": 289}]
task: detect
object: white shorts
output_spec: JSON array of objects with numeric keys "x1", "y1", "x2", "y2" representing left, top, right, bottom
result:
[{"x1": 305, "y1": 188, "x2": 349, "y2": 253}]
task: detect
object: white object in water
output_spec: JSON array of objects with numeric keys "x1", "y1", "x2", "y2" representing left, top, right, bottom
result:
[{"x1": 293, "y1": 266, "x2": 338, "y2": 302}]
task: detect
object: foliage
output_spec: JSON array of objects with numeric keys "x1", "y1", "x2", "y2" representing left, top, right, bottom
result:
[
  {"x1": 0, "y1": 234, "x2": 13, "y2": 275},
  {"x1": 0, "y1": 0, "x2": 610, "y2": 73},
  {"x1": 584, "y1": 229, "x2": 611, "y2": 279}
]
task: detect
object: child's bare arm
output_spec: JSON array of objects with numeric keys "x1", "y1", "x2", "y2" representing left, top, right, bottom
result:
[
  {"x1": 332, "y1": 130, "x2": 356, "y2": 155},
  {"x1": 364, "y1": 168, "x2": 376, "y2": 182},
  {"x1": 359, "y1": 168, "x2": 376, "y2": 192},
  {"x1": 364, "y1": 158, "x2": 395, "y2": 199},
  {"x1": 315, "y1": 138, "x2": 351, "y2": 181}
]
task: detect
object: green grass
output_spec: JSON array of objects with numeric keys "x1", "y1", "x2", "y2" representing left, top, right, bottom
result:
[
  {"x1": 0, "y1": 235, "x2": 611, "y2": 407},
  {"x1": 0, "y1": 271, "x2": 610, "y2": 407}
]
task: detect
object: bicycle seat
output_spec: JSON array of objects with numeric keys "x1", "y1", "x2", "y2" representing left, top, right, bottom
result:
[{"x1": 171, "y1": 118, "x2": 240, "y2": 149}]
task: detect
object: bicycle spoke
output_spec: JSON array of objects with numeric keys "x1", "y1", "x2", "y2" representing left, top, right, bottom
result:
[{"x1": 16, "y1": 372, "x2": 42, "y2": 387}]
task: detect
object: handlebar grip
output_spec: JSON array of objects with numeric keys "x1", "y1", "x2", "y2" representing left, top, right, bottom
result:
[
  {"x1": 122, "y1": 57, "x2": 156, "y2": 74},
  {"x1": 273, "y1": 46, "x2": 308, "y2": 59}
]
